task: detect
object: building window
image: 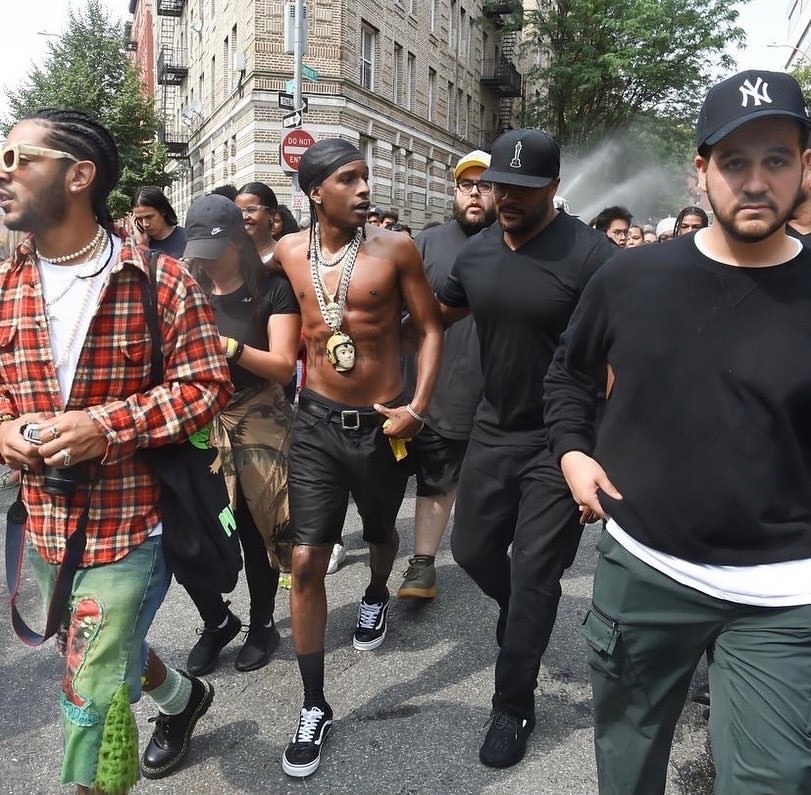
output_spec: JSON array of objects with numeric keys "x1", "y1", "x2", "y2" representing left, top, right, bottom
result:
[
  {"x1": 223, "y1": 36, "x2": 230, "y2": 95},
  {"x1": 459, "y1": 8, "x2": 466, "y2": 57},
  {"x1": 361, "y1": 24, "x2": 376, "y2": 90},
  {"x1": 359, "y1": 134, "x2": 375, "y2": 182},
  {"x1": 427, "y1": 68, "x2": 436, "y2": 122},
  {"x1": 393, "y1": 44, "x2": 402, "y2": 104},
  {"x1": 406, "y1": 52, "x2": 416, "y2": 111},
  {"x1": 429, "y1": 0, "x2": 436, "y2": 32},
  {"x1": 449, "y1": 0, "x2": 456, "y2": 49}
]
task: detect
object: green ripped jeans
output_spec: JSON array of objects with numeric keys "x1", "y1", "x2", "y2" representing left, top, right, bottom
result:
[
  {"x1": 583, "y1": 530, "x2": 811, "y2": 795},
  {"x1": 29, "y1": 536, "x2": 171, "y2": 789}
]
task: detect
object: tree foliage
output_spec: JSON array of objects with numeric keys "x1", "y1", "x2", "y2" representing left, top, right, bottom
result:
[
  {"x1": 520, "y1": 0, "x2": 745, "y2": 148},
  {"x1": 2, "y1": 0, "x2": 167, "y2": 218}
]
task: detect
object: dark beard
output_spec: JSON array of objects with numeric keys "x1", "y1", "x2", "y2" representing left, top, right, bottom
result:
[{"x1": 453, "y1": 201, "x2": 496, "y2": 236}]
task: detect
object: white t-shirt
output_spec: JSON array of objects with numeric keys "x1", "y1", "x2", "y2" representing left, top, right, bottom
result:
[{"x1": 606, "y1": 518, "x2": 811, "y2": 607}]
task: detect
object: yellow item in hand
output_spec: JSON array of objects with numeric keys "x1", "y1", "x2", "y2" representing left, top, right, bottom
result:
[{"x1": 389, "y1": 437, "x2": 409, "y2": 461}]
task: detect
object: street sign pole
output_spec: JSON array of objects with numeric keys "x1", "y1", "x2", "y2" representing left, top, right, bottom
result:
[{"x1": 292, "y1": 0, "x2": 306, "y2": 218}]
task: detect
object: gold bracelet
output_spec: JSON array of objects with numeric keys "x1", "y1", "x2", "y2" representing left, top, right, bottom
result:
[
  {"x1": 225, "y1": 337, "x2": 238, "y2": 359},
  {"x1": 0, "y1": 414, "x2": 15, "y2": 423}
]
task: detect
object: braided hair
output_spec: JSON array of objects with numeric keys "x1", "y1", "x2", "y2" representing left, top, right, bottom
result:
[{"x1": 22, "y1": 109, "x2": 121, "y2": 226}]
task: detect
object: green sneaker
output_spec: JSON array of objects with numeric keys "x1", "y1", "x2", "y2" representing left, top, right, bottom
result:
[{"x1": 397, "y1": 557, "x2": 437, "y2": 599}]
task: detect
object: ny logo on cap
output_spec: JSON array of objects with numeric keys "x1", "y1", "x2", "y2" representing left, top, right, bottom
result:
[
  {"x1": 510, "y1": 141, "x2": 522, "y2": 169},
  {"x1": 739, "y1": 77, "x2": 772, "y2": 108}
]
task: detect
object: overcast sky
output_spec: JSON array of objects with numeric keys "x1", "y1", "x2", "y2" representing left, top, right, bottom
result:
[{"x1": 0, "y1": 0, "x2": 792, "y2": 121}]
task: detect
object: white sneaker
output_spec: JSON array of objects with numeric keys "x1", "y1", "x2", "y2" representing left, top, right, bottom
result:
[{"x1": 326, "y1": 543, "x2": 346, "y2": 575}]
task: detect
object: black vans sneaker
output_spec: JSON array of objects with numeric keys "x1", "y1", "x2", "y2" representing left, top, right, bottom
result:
[
  {"x1": 352, "y1": 593, "x2": 390, "y2": 651},
  {"x1": 281, "y1": 705, "x2": 333, "y2": 777}
]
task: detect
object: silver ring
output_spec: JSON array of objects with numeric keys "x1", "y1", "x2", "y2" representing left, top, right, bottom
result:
[
  {"x1": 21, "y1": 464, "x2": 29, "y2": 472},
  {"x1": 49, "y1": 426, "x2": 60, "y2": 440},
  {"x1": 61, "y1": 448, "x2": 71, "y2": 467}
]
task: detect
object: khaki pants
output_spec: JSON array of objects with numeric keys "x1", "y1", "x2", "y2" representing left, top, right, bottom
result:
[{"x1": 585, "y1": 531, "x2": 811, "y2": 795}]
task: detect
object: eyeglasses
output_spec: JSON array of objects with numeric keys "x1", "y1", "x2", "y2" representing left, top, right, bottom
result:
[
  {"x1": 1, "y1": 143, "x2": 80, "y2": 172},
  {"x1": 608, "y1": 228, "x2": 630, "y2": 238},
  {"x1": 456, "y1": 179, "x2": 494, "y2": 195},
  {"x1": 239, "y1": 205, "x2": 272, "y2": 216}
]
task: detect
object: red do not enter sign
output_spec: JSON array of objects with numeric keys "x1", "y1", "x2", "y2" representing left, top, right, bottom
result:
[{"x1": 280, "y1": 129, "x2": 315, "y2": 172}]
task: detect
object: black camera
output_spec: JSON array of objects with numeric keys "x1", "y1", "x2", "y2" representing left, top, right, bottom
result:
[{"x1": 43, "y1": 465, "x2": 84, "y2": 498}]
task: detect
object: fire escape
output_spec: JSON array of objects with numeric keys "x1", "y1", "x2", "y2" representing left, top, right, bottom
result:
[
  {"x1": 480, "y1": 0, "x2": 523, "y2": 148},
  {"x1": 156, "y1": 0, "x2": 189, "y2": 158}
]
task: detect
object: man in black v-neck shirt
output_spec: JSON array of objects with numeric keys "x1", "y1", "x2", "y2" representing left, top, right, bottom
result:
[{"x1": 437, "y1": 128, "x2": 615, "y2": 769}]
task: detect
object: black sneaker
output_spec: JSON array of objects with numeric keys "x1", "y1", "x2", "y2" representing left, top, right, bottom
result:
[
  {"x1": 235, "y1": 622, "x2": 281, "y2": 672},
  {"x1": 478, "y1": 710, "x2": 535, "y2": 768},
  {"x1": 186, "y1": 609, "x2": 242, "y2": 676},
  {"x1": 141, "y1": 672, "x2": 214, "y2": 779},
  {"x1": 353, "y1": 593, "x2": 390, "y2": 651},
  {"x1": 281, "y1": 705, "x2": 333, "y2": 778}
]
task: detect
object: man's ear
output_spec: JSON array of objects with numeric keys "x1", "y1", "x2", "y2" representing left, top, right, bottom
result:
[
  {"x1": 695, "y1": 155, "x2": 708, "y2": 194},
  {"x1": 66, "y1": 160, "x2": 97, "y2": 196}
]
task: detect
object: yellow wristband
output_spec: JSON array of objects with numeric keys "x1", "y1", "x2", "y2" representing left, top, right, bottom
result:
[{"x1": 225, "y1": 337, "x2": 238, "y2": 359}]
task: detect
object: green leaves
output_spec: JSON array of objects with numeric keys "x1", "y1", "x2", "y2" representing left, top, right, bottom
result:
[{"x1": 2, "y1": 0, "x2": 169, "y2": 218}]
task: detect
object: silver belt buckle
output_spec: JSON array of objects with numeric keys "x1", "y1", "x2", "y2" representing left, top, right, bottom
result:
[{"x1": 340, "y1": 410, "x2": 361, "y2": 430}]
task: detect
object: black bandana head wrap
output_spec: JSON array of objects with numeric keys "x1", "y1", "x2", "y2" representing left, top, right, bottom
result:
[{"x1": 299, "y1": 139, "x2": 363, "y2": 197}]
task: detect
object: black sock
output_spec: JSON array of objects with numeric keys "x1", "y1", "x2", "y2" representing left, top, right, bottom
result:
[
  {"x1": 364, "y1": 583, "x2": 389, "y2": 603},
  {"x1": 298, "y1": 651, "x2": 329, "y2": 710},
  {"x1": 413, "y1": 554, "x2": 435, "y2": 565}
]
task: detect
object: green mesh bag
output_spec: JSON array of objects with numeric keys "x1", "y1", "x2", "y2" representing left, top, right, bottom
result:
[{"x1": 93, "y1": 681, "x2": 139, "y2": 794}]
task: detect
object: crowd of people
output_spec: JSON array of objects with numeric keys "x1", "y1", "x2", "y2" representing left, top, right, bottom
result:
[{"x1": 2, "y1": 66, "x2": 811, "y2": 795}]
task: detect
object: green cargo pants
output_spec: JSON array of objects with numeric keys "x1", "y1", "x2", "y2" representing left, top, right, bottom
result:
[{"x1": 583, "y1": 530, "x2": 811, "y2": 795}]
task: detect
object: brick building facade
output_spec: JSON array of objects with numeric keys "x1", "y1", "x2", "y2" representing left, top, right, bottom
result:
[{"x1": 127, "y1": 0, "x2": 524, "y2": 228}]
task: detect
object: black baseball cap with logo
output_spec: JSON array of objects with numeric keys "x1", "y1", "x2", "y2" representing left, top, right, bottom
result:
[
  {"x1": 696, "y1": 70, "x2": 811, "y2": 151},
  {"x1": 481, "y1": 128, "x2": 560, "y2": 188},
  {"x1": 183, "y1": 194, "x2": 244, "y2": 260}
]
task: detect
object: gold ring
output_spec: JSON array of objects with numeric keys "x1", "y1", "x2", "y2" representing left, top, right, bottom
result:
[{"x1": 61, "y1": 448, "x2": 71, "y2": 467}]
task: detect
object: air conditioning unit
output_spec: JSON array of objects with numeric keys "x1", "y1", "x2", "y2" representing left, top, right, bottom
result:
[
  {"x1": 233, "y1": 51, "x2": 246, "y2": 72},
  {"x1": 283, "y1": 2, "x2": 308, "y2": 54}
]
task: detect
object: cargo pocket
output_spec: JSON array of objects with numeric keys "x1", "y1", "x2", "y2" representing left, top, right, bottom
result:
[{"x1": 581, "y1": 604, "x2": 621, "y2": 680}]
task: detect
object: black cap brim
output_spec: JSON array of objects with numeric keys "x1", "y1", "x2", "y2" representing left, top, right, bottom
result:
[
  {"x1": 702, "y1": 110, "x2": 811, "y2": 148},
  {"x1": 183, "y1": 237, "x2": 230, "y2": 260},
  {"x1": 480, "y1": 168, "x2": 553, "y2": 188}
]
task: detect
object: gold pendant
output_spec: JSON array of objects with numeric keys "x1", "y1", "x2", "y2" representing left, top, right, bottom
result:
[{"x1": 326, "y1": 330, "x2": 355, "y2": 372}]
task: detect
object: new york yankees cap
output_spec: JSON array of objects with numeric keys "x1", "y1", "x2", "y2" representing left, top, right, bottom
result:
[
  {"x1": 696, "y1": 70, "x2": 811, "y2": 151},
  {"x1": 481, "y1": 128, "x2": 560, "y2": 188},
  {"x1": 183, "y1": 193, "x2": 244, "y2": 260}
]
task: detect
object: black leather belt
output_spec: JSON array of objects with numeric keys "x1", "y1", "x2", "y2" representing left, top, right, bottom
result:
[{"x1": 298, "y1": 395, "x2": 383, "y2": 430}]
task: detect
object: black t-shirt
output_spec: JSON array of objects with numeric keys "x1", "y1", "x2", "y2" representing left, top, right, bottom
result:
[
  {"x1": 437, "y1": 212, "x2": 615, "y2": 445},
  {"x1": 149, "y1": 226, "x2": 187, "y2": 259},
  {"x1": 544, "y1": 234, "x2": 811, "y2": 565},
  {"x1": 414, "y1": 219, "x2": 484, "y2": 439},
  {"x1": 209, "y1": 272, "x2": 299, "y2": 390}
]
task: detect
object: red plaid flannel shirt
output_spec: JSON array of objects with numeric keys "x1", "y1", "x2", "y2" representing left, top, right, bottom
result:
[{"x1": 0, "y1": 237, "x2": 233, "y2": 566}]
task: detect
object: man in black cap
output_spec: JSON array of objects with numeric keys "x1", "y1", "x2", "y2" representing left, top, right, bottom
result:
[
  {"x1": 437, "y1": 128, "x2": 615, "y2": 769},
  {"x1": 544, "y1": 70, "x2": 811, "y2": 794},
  {"x1": 273, "y1": 138, "x2": 443, "y2": 778}
]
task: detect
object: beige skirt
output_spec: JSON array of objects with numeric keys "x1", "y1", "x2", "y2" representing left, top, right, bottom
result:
[{"x1": 211, "y1": 382, "x2": 293, "y2": 571}]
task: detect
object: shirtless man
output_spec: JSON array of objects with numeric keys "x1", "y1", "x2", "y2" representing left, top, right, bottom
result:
[{"x1": 273, "y1": 139, "x2": 443, "y2": 778}]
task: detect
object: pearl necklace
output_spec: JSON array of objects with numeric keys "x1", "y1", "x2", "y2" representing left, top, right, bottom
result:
[
  {"x1": 49, "y1": 238, "x2": 113, "y2": 369},
  {"x1": 38, "y1": 225, "x2": 105, "y2": 264},
  {"x1": 42, "y1": 233, "x2": 108, "y2": 317}
]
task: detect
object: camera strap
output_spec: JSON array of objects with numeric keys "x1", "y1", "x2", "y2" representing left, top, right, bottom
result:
[{"x1": 5, "y1": 486, "x2": 94, "y2": 646}]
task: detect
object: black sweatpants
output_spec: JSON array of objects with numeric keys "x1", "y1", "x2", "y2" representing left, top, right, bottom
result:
[{"x1": 451, "y1": 438, "x2": 582, "y2": 718}]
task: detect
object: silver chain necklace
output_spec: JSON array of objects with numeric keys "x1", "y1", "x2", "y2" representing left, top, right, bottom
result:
[
  {"x1": 313, "y1": 222, "x2": 358, "y2": 268},
  {"x1": 310, "y1": 226, "x2": 363, "y2": 331}
]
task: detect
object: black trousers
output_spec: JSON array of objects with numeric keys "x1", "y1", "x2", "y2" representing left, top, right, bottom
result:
[
  {"x1": 451, "y1": 438, "x2": 582, "y2": 718},
  {"x1": 186, "y1": 481, "x2": 279, "y2": 627}
]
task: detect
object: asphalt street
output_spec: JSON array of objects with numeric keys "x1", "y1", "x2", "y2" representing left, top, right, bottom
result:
[{"x1": 0, "y1": 483, "x2": 715, "y2": 794}]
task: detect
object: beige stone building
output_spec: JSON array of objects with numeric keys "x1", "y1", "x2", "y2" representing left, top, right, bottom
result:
[{"x1": 127, "y1": 0, "x2": 524, "y2": 227}]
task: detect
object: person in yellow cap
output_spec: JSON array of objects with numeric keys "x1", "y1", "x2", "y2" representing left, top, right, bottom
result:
[{"x1": 398, "y1": 149, "x2": 496, "y2": 601}]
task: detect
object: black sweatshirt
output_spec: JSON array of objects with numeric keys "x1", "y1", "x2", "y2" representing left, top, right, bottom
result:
[{"x1": 544, "y1": 234, "x2": 811, "y2": 566}]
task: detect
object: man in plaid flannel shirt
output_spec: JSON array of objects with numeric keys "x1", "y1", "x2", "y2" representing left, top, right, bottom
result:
[{"x1": 0, "y1": 109, "x2": 232, "y2": 793}]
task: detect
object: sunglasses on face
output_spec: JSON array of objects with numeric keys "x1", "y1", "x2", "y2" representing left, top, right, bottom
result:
[
  {"x1": 456, "y1": 179, "x2": 494, "y2": 195},
  {"x1": 1, "y1": 143, "x2": 80, "y2": 172}
]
